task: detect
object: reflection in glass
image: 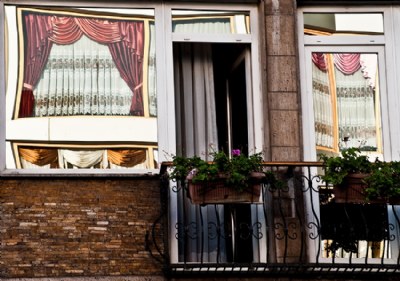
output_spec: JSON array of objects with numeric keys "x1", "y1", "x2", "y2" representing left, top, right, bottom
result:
[
  {"x1": 304, "y1": 13, "x2": 384, "y2": 35},
  {"x1": 312, "y1": 53, "x2": 391, "y2": 259},
  {"x1": 312, "y1": 52, "x2": 381, "y2": 153},
  {"x1": 16, "y1": 145, "x2": 158, "y2": 169},
  {"x1": 6, "y1": 7, "x2": 158, "y2": 170},
  {"x1": 320, "y1": 203, "x2": 391, "y2": 259},
  {"x1": 172, "y1": 10, "x2": 250, "y2": 34},
  {"x1": 18, "y1": 9, "x2": 156, "y2": 118}
]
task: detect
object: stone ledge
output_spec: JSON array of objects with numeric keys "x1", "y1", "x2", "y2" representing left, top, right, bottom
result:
[{"x1": 1, "y1": 277, "x2": 165, "y2": 281}]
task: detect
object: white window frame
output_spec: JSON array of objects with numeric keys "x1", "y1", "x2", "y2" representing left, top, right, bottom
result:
[
  {"x1": 161, "y1": 3, "x2": 263, "y2": 158},
  {"x1": 160, "y1": 3, "x2": 264, "y2": 264},
  {"x1": 0, "y1": 1, "x2": 163, "y2": 175},
  {"x1": 298, "y1": 5, "x2": 400, "y2": 264}
]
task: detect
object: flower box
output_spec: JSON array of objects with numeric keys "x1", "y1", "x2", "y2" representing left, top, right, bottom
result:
[
  {"x1": 187, "y1": 172, "x2": 265, "y2": 205},
  {"x1": 334, "y1": 173, "x2": 387, "y2": 204},
  {"x1": 333, "y1": 173, "x2": 369, "y2": 204}
]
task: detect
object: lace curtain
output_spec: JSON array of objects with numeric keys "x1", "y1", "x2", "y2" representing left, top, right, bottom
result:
[
  {"x1": 35, "y1": 35, "x2": 133, "y2": 116},
  {"x1": 335, "y1": 66, "x2": 377, "y2": 149},
  {"x1": 312, "y1": 62, "x2": 334, "y2": 149}
]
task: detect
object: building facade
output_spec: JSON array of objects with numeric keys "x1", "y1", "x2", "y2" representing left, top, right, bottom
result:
[{"x1": 0, "y1": 0, "x2": 399, "y2": 280}]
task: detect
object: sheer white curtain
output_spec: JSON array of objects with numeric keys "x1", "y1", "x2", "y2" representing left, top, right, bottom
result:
[
  {"x1": 172, "y1": 18, "x2": 231, "y2": 33},
  {"x1": 312, "y1": 63, "x2": 334, "y2": 149},
  {"x1": 174, "y1": 43, "x2": 226, "y2": 262},
  {"x1": 175, "y1": 43, "x2": 218, "y2": 157},
  {"x1": 34, "y1": 35, "x2": 133, "y2": 116},
  {"x1": 58, "y1": 149, "x2": 107, "y2": 169},
  {"x1": 335, "y1": 65, "x2": 377, "y2": 149},
  {"x1": 148, "y1": 22, "x2": 157, "y2": 117}
]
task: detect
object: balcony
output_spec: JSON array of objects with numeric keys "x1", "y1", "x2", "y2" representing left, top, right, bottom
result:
[{"x1": 151, "y1": 162, "x2": 400, "y2": 278}]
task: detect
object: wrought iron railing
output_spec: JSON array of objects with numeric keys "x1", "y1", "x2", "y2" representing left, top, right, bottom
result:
[{"x1": 150, "y1": 162, "x2": 400, "y2": 278}]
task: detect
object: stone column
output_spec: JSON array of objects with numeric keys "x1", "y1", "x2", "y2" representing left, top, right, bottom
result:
[
  {"x1": 263, "y1": 0, "x2": 305, "y2": 263},
  {"x1": 264, "y1": 0, "x2": 302, "y2": 162}
]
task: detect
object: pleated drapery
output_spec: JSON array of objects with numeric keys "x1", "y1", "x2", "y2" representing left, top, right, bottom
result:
[
  {"x1": 312, "y1": 52, "x2": 328, "y2": 72},
  {"x1": 19, "y1": 147, "x2": 58, "y2": 168},
  {"x1": 333, "y1": 53, "x2": 361, "y2": 75},
  {"x1": 20, "y1": 14, "x2": 53, "y2": 117},
  {"x1": 19, "y1": 11, "x2": 145, "y2": 117},
  {"x1": 18, "y1": 147, "x2": 147, "y2": 169},
  {"x1": 107, "y1": 149, "x2": 147, "y2": 167}
]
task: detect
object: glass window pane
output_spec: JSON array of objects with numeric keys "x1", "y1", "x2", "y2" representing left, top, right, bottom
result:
[
  {"x1": 172, "y1": 10, "x2": 250, "y2": 34},
  {"x1": 304, "y1": 13, "x2": 384, "y2": 35},
  {"x1": 5, "y1": 6, "x2": 157, "y2": 169},
  {"x1": 312, "y1": 52, "x2": 382, "y2": 155}
]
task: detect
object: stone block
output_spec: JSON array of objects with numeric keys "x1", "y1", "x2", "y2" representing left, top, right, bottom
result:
[
  {"x1": 270, "y1": 110, "x2": 300, "y2": 146},
  {"x1": 267, "y1": 56, "x2": 298, "y2": 92},
  {"x1": 264, "y1": 0, "x2": 295, "y2": 15},
  {"x1": 271, "y1": 146, "x2": 301, "y2": 162},
  {"x1": 268, "y1": 91, "x2": 299, "y2": 110},
  {"x1": 266, "y1": 15, "x2": 297, "y2": 56}
]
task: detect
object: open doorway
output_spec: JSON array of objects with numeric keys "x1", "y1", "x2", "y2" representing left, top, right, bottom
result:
[
  {"x1": 173, "y1": 42, "x2": 255, "y2": 263},
  {"x1": 173, "y1": 42, "x2": 251, "y2": 157}
]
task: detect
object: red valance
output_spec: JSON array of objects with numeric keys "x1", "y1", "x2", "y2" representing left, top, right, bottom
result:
[
  {"x1": 333, "y1": 53, "x2": 361, "y2": 75},
  {"x1": 312, "y1": 53, "x2": 362, "y2": 76},
  {"x1": 312, "y1": 53, "x2": 327, "y2": 71}
]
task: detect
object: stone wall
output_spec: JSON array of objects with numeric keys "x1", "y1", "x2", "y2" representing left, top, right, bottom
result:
[
  {"x1": 0, "y1": 176, "x2": 164, "y2": 278},
  {"x1": 264, "y1": 0, "x2": 302, "y2": 161}
]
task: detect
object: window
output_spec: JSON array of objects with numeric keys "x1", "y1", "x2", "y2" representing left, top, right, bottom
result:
[
  {"x1": 2, "y1": 3, "x2": 262, "y2": 173},
  {"x1": 168, "y1": 6, "x2": 263, "y2": 157},
  {"x1": 164, "y1": 5, "x2": 263, "y2": 264},
  {"x1": 311, "y1": 51, "x2": 382, "y2": 154},
  {"x1": 4, "y1": 5, "x2": 158, "y2": 170},
  {"x1": 298, "y1": 7, "x2": 400, "y2": 263}
]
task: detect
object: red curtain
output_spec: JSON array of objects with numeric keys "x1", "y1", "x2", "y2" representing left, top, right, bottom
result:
[
  {"x1": 333, "y1": 53, "x2": 361, "y2": 75},
  {"x1": 109, "y1": 21, "x2": 144, "y2": 115},
  {"x1": 19, "y1": 14, "x2": 53, "y2": 118},
  {"x1": 311, "y1": 53, "x2": 327, "y2": 71},
  {"x1": 20, "y1": 11, "x2": 145, "y2": 117}
]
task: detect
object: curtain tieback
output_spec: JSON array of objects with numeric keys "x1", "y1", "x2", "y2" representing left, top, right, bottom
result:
[
  {"x1": 23, "y1": 83, "x2": 33, "y2": 90},
  {"x1": 134, "y1": 83, "x2": 142, "y2": 91}
]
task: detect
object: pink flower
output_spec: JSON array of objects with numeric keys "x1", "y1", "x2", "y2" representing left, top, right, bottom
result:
[{"x1": 232, "y1": 149, "x2": 241, "y2": 156}]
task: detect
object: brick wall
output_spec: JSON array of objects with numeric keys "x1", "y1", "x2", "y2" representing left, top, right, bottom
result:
[{"x1": 0, "y1": 176, "x2": 164, "y2": 278}]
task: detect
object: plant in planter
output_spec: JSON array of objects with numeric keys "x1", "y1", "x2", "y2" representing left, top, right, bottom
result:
[
  {"x1": 169, "y1": 149, "x2": 268, "y2": 204},
  {"x1": 320, "y1": 148, "x2": 372, "y2": 203},
  {"x1": 364, "y1": 160, "x2": 400, "y2": 203},
  {"x1": 320, "y1": 148, "x2": 372, "y2": 186}
]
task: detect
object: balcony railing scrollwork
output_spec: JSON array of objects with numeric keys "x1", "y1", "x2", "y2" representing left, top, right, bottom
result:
[{"x1": 149, "y1": 162, "x2": 400, "y2": 277}]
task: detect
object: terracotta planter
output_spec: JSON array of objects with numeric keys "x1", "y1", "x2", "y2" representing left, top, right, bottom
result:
[
  {"x1": 388, "y1": 196, "x2": 400, "y2": 205},
  {"x1": 333, "y1": 173, "x2": 400, "y2": 204},
  {"x1": 334, "y1": 173, "x2": 369, "y2": 204},
  {"x1": 187, "y1": 172, "x2": 265, "y2": 205}
]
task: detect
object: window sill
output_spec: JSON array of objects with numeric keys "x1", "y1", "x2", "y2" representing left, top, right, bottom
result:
[{"x1": 0, "y1": 168, "x2": 160, "y2": 178}]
